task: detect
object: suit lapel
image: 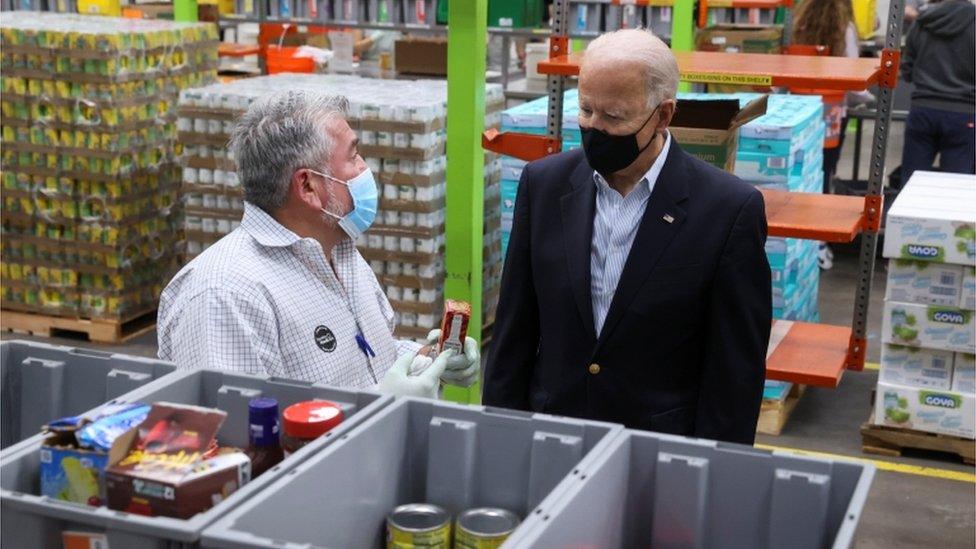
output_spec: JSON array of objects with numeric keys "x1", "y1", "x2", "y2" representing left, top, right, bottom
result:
[
  {"x1": 595, "y1": 144, "x2": 691, "y2": 352},
  {"x1": 561, "y1": 158, "x2": 598, "y2": 342}
]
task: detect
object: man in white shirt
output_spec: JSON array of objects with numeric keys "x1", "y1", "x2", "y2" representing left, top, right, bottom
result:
[{"x1": 158, "y1": 91, "x2": 478, "y2": 397}]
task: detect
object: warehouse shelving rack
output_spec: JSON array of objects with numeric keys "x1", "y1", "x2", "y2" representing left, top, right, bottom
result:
[{"x1": 483, "y1": 0, "x2": 905, "y2": 388}]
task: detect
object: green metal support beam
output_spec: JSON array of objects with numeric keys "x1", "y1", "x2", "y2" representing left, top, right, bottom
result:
[
  {"x1": 673, "y1": 0, "x2": 695, "y2": 92},
  {"x1": 442, "y1": 0, "x2": 487, "y2": 405},
  {"x1": 173, "y1": 0, "x2": 198, "y2": 22}
]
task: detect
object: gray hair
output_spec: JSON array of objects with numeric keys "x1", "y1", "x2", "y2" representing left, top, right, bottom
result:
[
  {"x1": 585, "y1": 28, "x2": 679, "y2": 108},
  {"x1": 229, "y1": 90, "x2": 349, "y2": 213}
]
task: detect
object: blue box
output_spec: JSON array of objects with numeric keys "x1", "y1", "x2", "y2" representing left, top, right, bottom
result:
[{"x1": 39, "y1": 442, "x2": 108, "y2": 507}]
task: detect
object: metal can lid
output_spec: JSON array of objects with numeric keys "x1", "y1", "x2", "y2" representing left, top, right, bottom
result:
[
  {"x1": 456, "y1": 508, "x2": 521, "y2": 537},
  {"x1": 388, "y1": 503, "x2": 450, "y2": 533},
  {"x1": 282, "y1": 400, "x2": 343, "y2": 439}
]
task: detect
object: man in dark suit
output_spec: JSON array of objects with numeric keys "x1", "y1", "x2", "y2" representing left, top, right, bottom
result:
[{"x1": 483, "y1": 29, "x2": 772, "y2": 444}]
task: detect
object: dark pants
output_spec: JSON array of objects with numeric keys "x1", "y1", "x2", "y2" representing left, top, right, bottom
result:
[
  {"x1": 822, "y1": 116, "x2": 849, "y2": 194},
  {"x1": 902, "y1": 105, "x2": 976, "y2": 182}
]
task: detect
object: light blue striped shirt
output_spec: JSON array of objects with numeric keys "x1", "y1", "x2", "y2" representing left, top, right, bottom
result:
[{"x1": 591, "y1": 131, "x2": 672, "y2": 336}]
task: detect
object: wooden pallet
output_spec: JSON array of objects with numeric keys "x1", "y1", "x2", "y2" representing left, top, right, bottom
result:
[
  {"x1": 861, "y1": 421, "x2": 976, "y2": 466},
  {"x1": 0, "y1": 308, "x2": 157, "y2": 344},
  {"x1": 757, "y1": 384, "x2": 806, "y2": 436}
]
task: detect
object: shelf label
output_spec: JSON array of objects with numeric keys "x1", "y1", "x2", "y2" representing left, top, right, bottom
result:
[{"x1": 681, "y1": 72, "x2": 773, "y2": 86}]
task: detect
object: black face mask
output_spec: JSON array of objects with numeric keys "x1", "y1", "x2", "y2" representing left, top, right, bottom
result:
[{"x1": 580, "y1": 105, "x2": 660, "y2": 177}]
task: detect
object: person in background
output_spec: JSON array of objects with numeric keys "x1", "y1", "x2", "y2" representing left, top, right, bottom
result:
[
  {"x1": 900, "y1": 0, "x2": 976, "y2": 182},
  {"x1": 157, "y1": 91, "x2": 479, "y2": 398},
  {"x1": 792, "y1": 0, "x2": 870, "y2": 270},
  {"x1": 353, "y1": 30, "x2": 402, "y2": 62},
  {"x1": 483, "y1": 29, "x2": 771, "y2": 445}
]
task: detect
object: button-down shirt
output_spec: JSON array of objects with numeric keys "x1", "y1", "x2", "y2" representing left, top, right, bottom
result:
[
  {"x1": 591, "y1": 131, "x2": 672, "y2": 336},
  {"x1": 158, "y1": 202, "x2": 417, "y2": 387}
]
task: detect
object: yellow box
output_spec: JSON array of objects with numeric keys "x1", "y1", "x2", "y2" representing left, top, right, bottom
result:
[{"x1": 77, "y1": 0, "x2": 122, "y2": 17}]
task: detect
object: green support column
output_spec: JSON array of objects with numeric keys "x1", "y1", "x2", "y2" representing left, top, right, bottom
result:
[
  {"x1": 173, "y1": 0, "x2": 199, "y2": 22},
  {"x1": 672, "y1": 0, "x2": 694, "y2": 92},
  {"x1": 442, "y1": 0, "x2": 487, "y2": 405}
]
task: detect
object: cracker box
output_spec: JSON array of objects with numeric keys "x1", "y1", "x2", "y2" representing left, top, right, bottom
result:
[
  {"x1": 879, "y1": 344, "x2": 954, "y2": 391},
  {"x1": 882, "y1": 301, "x2": 975, "y2": 353},
  {"x1": 885, "y1": 259, "x2": 964, "y2": 307},
  {"x1": 104, "y1": 402, "x2": 251, "y2": 519},
  {"x1": 874, "y1": 381, "x2": 975, "y2": 439}
]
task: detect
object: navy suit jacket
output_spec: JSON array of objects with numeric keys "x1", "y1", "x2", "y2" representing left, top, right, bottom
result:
[{"x1": 483, "y1": 143, "x2": 772, "y2": 444}]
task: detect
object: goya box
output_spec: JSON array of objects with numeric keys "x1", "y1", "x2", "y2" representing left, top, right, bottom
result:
[
  {"x1": 883, "y1": 301, "x2": 975, "y2": 353},
  {"x1": 874, "y1": 381, "x2": 975, "y2": 439}
]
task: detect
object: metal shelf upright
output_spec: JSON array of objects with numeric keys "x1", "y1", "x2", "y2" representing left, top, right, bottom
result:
[{"x1": 483, "y1": 0, "x2": 905, "y2": 388}]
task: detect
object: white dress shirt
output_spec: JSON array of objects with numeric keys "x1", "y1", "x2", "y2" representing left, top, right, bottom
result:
[
  {"x1": 158, "y1": 202, "x2": 417, "y2": 387},
  {"x1": 590, "y1": 131, "x2": 672, "y2": 336}
]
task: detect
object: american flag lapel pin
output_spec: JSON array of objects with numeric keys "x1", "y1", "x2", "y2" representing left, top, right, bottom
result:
[{"x1": 663, "y1": 213, "x2": 675, "y2": 224}]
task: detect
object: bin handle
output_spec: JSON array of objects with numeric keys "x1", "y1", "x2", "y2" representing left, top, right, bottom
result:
[
  {"x1": 482, "y1": 406, "x2": 533, "y2": 420},
  {"x1": 267, "y1": 376, "x2": 315, "y2": 388},
  {"x1": 68, "y1": 347, "x2": 113, "y2": 360}
]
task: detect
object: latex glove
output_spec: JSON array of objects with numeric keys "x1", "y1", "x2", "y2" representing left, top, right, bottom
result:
[
  {"x1": 425, "y1": 329, "x2": 480, "y2": 388},
  {"x1": 378, "y1": 348, "x2": 456, "y2": 399}
]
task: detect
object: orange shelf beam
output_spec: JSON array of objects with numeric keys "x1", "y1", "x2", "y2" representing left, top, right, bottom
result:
[
  {"x1": 219, "y1": 43, "x2": 262, "y2": 57},
  {"x1": 767, "y1": 321, "x2": 851, "y2": 387},
  {"x1": 761, "y1": 189, "x2": 868, "y2": 243},
  {"x1": 538, "y1": 50, "x2": 882, "y2": 91}
]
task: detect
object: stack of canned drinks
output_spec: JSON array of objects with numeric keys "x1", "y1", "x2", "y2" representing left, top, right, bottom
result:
[{"x1": 0, "y1": 12, "x2": 218, "y2": 319}]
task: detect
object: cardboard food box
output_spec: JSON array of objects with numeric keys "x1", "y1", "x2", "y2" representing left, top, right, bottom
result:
[
  {"x1": 695, "y1": 24, "x2": 784, "y2": 54},
  {"x1": 882, "y1": 171, "x2": 976, "y2": 266},
  {"x1": 874, "y1": 381, "x2": 975, "y2": 439},
  {"x1": 879, "y1": 344, "x2": 954, "y2": 391},
  {"x1": 885, "y1": 259, "x2": 964, "y2": 307},
  {"x1": 39, "y1": 404, "x2": 151, "y2": 507},
  {"x1": 104, "y1": 402, "x2": 251, "y2": 520},
  {"x1": 953, "y1": 353, "x2": 976, "y2": 394},
  {"x1": 670, "y1": 95, "x2": 768, "y2": 173},
  {"x1": 395, "y1": 37, "x2": 448, "y2": 76},
  {"x1": 882, "y1": 301, "x2": 975, "y2": 353}
]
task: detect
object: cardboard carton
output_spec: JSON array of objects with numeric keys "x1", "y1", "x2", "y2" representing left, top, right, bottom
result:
[
  {"x1": 670, "y1": 95, "x2": 768, "y2": 172},
  {"x1": 879, "y1": 344, "x2": 954, "y2": 390},
  {"x1": 882, "y1": 171, "x2": 976, "y2": 266},
  {"x1": 104, "y1": 402, "x2": 251, "y2": 519},
  {"x1": 885, "y1": 259, "x2": 964, "y2": 307},
  {"x1": 882, "y1": 301, "x2": 975, "y2": 353},
  {"x1": 395, "y1": 37, "x2": 448, "y2": 76},
  {"x1": 874, "y1": 381, "x2": 975, "y2": 439},
  {"x1": 695, "y1": 24, "x2": 784, "y2": 54},
  {"x1": 961, "y1": 267, "x2": 976, "y2": 310},
  {"x1": 953, "y1": 353, "x2": 976, "y2": 394}
]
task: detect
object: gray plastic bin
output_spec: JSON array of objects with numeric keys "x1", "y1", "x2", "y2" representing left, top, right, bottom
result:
[
  {"x1": 0, "y1": 340, "x2": 176, "y2": 453},
  {"x1": 202, "y1": 398, "x2": 622, "y2": 548},
  {"x1": 0, "y1": 368, "x2": 392, "y2": 548},
  {"x1": 505, "y1": 429, "x2": 876, "y2": 549}
]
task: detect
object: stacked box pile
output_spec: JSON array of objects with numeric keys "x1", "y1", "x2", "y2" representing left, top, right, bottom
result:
[
  {"x1": 176, "y1": 74, "x2": 504, "y2": 339},
  {"x1": 0, "y1": 12, "x2": 218, "y2": 320},
  {"x1": 874, "y1": 171, "x2": 976, "y2": 439},
  {"x1": 498, "y1": 91, "x2": 824, "y2": 323},
  {"x1": 682, "y1": 92, "x2": 825, "y2": 322},
  {"x1": 499, "y1": 89, "x2": 580, "y2": 254}
]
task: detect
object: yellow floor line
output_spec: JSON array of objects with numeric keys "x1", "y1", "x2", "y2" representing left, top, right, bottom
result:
[
  {"x1": 756, "y1": 444, "x2": 976, "y2": 484},
  {"x1": 864, "y1": 362, "x2": 880, "y2": 371}
]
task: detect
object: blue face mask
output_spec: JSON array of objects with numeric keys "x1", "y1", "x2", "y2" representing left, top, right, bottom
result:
[{"x1": 311, "y1": 167, "x2": 378, "y2": 240}]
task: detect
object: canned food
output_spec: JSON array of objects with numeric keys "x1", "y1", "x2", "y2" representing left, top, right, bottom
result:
[
  {"x1": 387, "y1": 503, "x2": 451, "y2": 549},
  {"x1": 454, "y1": 508, "x2": 520, "y2": 549}
]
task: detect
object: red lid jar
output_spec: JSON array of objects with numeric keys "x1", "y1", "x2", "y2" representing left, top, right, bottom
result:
[{"x1": 281, "y1": 400, "x2": 344, "y2": 456}]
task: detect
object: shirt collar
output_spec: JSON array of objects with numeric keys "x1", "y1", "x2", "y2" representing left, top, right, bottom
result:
[
  {"x1": 241, "y1": 201, "x2": 302, "y2": 248},
  {"x1": 593, "y1": 130, "x2": 672, "y2": 195}
]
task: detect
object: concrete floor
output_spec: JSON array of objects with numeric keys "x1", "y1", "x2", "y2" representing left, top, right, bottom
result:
[{"x1": 3, "y1": 119, "x2": 974, "y2": 548}]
